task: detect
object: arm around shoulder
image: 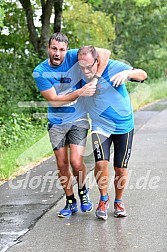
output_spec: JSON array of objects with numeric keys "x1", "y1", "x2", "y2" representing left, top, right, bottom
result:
[{"x1": 95, "y1": 47, "x2": 111, "y2": 77}]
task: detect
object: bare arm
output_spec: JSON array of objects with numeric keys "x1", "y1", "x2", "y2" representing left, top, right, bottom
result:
[
  {"x1": 110, "y1": 69, "x2": 148, "y2": 87},
  {"x1": 95, "y1": 47, "x2": 111, "y2": 78},
  {"x1": 41, "y1": 84, "x2": 96, "y2": 107}
]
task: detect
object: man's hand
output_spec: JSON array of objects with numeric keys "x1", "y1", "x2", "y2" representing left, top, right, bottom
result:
[
  {"x1": 110, "y1": 70, "x2": 130, "y2": 87},
  {"x1": 110, "y1": 69, "x2": 147, "y2": 87},
  {"x1": 80, "y1": 82, "x2": 97, "y2": 96}
]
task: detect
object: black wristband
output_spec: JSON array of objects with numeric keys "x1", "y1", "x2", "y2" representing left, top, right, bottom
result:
[{"x1": 93, "y1": 74, "x2": 101, "y2": 80}]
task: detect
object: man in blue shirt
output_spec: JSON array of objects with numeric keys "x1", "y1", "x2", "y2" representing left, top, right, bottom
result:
[
  {"x1": 33, "y1": 33, "x2": 110, "y2": 218},
  {"x1": 77, "y1": 46, "x2": 147, "y2": 220}
]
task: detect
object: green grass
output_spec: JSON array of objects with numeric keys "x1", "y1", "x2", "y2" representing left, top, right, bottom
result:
[
  {"x1": 130, "y1": 78, "x2": 167, "y2": 110},
  {"x1": 0, "y1": 78, "x2": 167, "y2": 180},
  {"x1": 0, "y1": 127, "x2": 52, "y2": 180}
]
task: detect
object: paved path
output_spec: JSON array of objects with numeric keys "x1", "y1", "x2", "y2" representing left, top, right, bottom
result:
[{"x1": 0, "y1": 99, "x2": 167, "y2": 252}]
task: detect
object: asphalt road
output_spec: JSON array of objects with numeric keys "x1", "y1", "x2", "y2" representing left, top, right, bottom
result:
[{"x1": 0, "y1": 98, "x2": 167, "y2": 252}]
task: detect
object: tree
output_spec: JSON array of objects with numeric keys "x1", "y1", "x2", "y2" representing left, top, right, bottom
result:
[
  {"x1": 95, "y1": 0, "x2": 167, "y2": 78},
  {"x1": 18, "y1": 0, "x2": 63, "y2": 57},
  {"x1": 18, "y1": 0, "x2": 115, "y2": 55},
  {"x1": 62, "y1": 0, "x2": 115, "y2": 49}
]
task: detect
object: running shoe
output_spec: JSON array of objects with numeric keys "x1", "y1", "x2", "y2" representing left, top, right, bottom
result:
[
  {"x1": 95, "y1": 197, "x2": 110, "y2": 220},
  {"x1": 79, "y1": 189, "x2": 93, "y2": 212},
  {"x1": 114, "y1": 201, "x2": 127, "y2": 217},
  {"x1": 58, "y1": 199, "x2": 78, "y2": 218}
]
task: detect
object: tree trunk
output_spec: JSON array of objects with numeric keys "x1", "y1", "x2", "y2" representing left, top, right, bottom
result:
[
  {"x1": 54, "y1": 0, "x2": 63, "y2": 32},
  {"x1": 39, "y1": 0, "x2": 54, "y2": 57},
  {"x1": 19, "y1": 0, "x2": 39, "y2": 52}
]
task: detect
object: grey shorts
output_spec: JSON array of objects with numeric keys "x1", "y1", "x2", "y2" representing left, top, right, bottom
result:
[{"x1": 48, "y1": 120, "x2": 89, "y2": 150}]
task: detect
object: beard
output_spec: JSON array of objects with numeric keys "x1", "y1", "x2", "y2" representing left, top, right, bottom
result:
[{"x1": 49, "y1": 56, "x2": 62, "y2": 66}]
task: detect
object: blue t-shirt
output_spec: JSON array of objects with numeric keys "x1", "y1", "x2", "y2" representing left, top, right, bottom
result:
[
  {"x1": 33, "y1": 49, "x2": 87, "y2": 125},
  {"x1": 83, "y1": 60, "x2": 134, "y2": 135}
]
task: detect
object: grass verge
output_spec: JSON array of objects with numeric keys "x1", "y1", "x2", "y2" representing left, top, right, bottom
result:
[
  {"x1": 0, "y1": 127, "x2": 52, "y2": 181},
  {"x1": 130, "y1": 78, "x2": 167, "y2": 110}
]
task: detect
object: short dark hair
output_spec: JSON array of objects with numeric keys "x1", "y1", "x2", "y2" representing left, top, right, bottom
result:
[
  {"x1": 77, "y1": 46, "x2": 98, "y2": 60},
  {"x1": 48, "y1": 32, "x2": 69, "y2": 47}
]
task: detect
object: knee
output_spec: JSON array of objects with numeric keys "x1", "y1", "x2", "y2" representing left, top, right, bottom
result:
[
  {"x1": 57, "y1": 160, "x2": 69, "y2": 175},
  {"x1": 114, "y1": 167, "x2": 128, "y2": 177},
  {"x1": 70, "y1": 159, "x2": 83, "y2": 173},
  {"x1": 95, "y1": 161, "x2": 107, "y2": 171}
]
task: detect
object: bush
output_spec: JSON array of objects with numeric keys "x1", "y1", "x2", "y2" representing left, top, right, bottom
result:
[
  {"x1": 0, "y1": 52, "x2": 43, "y2": 117},
  {"x1": 0, "y1": 113, "x2": 33, "y2": 149}
]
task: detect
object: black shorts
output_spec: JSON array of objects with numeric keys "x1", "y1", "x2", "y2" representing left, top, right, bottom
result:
[{"x1": 92, "y1": 129, "x2": 134, "y2": 168}]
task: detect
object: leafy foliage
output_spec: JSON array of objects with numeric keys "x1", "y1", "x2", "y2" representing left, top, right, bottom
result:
[
  {"x1": 98, "y1": 0, "x2": 167, "y2": 78},
  {"x1": 0, "y1": 0, "x2": 5, "y2": 27},
  {"x1": 0, "y1": 52, "x2": 43, "y2": 117},
  {"x1": 62, "y1": 0, "x2": 115, "y2": 49},
  {"x1": 81, "y1": 0, "x2": 103, "y2": 8},
  {"x1": 0, "y1": 111, "x2": 47, "y2": 149},
  {"x1": 0, "y1": 113, "x2": 33, "y2": 149},
  {"x1": 0, "y1": 1, "x2": 29, "y2": 53}
]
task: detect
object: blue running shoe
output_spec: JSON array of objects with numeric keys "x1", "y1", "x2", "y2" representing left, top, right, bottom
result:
[
  {"x1": 58, "y1": 199, "x2": 78, "y2": 218},
  {"x1": 79, "y1": 189, "x2": 93, "y2": 212}
]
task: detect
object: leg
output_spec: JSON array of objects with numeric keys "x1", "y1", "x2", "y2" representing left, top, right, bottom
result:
[
  {"x1": 114, "y1": 167, "x2": 128, "y2": 200},
  {"x1": 113, "y1": 129, "x2": 134, "y2": 200},
  {"x1": 92, "y1": 132, "x2": 112, "y2": 197},
  {"x1": 68, "y1": 125, "x2": 93, "y2": 212},
  {"x1": 55, "y1": 147, "x2": 78, "y2": 218},
  {"x1": 92, "y1": 133, "x2": 112, "y2": 220},
  {"x1": 54, "y1": 146, "x2": 74, "y2": 196},
  {"x1": 48, "y1": 124, "x2": 78, "y2": 217},
  {"x1": 67, "y1": 123, "x2": 88, "y2": 189},
  {"x1": 113, "y1": 167, "x2": 128, "y2": 217},
  {"x1": 70, "y1": 144, "x2": 86, "y2": 188},
  {"x1": 113, "y1": 129, "x2": 134, "y2": 217},
  {"x1": 94, "y1": 160, "x2": 109, "y2": 197}
]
